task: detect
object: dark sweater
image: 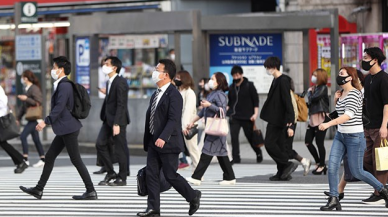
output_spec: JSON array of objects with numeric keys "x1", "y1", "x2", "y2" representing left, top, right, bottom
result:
[
  {"x1": 260, "y1": 74, "x2": 294, "y2": 127},
  {"x1": 227, "y1": 77, "x2": 259, "y2": 120}
]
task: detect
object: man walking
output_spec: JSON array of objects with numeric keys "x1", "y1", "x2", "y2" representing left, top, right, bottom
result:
[
  {"x1": 96, "y1": 56, "x2": 130, "y2": 186},
  {"x1": 137, "y1": 59, "x2": 200, "y2": 216},
  {"x1": 260, "y1": 56, "x2": 298, "y2": 181}
]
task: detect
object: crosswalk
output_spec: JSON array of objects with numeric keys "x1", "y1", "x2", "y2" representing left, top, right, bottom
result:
[{"x1": 1, "y1": 165, "x2": 388, "y2": 216}]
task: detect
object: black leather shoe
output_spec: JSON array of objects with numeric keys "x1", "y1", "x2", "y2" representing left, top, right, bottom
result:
[
  {"x1": 320, "y1": 196, "x2": 341, "y2": 211},
  {"x1": 137, "y1": 209, "x2": 160, "y2": 216},
  {"x1": 93, "y1": 167, "x2": 107, "y2": 175},
  {"x1": 98, "y1": 172, "x2": 117, "y2": 185},
  {"x1": 269, "y1": 174, "x2": 292, "y2": 181},
  {"x1": 14, "y1": 162, "x2": 28, "y2": 174},
  {"x1": 108, "y1": 178, "x2": 127, "y2": 186},
  {"x1": 72, "y1": 191, "x2": 98, "y2": 200},
  {"x1": 324, "y1": 191, "x2": 344, "y2": 201},
  {"x1": 189, "y1": 190, "x2": 201, "y2": 216},
  {"x1": 280, "y1": 162, "x2": 298, "y2": 179},
  {"x1": 19, "y1": 186, "x2": 43, "y2": 199}
]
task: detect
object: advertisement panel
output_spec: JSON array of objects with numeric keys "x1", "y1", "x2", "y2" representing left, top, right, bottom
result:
[
  {"x1": 209, "y1": 33, "x2": 282, "y2": 93},
  {"x1": 75, "y1": 37, "x2": 90, "y2": 92}
]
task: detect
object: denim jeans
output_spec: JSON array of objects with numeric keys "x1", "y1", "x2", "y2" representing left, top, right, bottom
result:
[
  {"x1": 20, "y1": 120, "x2": 45, "y2": 156},
  {"x1": 328, "y1": 131, "x2": 383, "y2": 197}
]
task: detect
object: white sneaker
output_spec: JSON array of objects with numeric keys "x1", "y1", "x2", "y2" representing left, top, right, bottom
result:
[
  {"x1": 24, "y1": 161, "x2": 30, "y2": 166},
  {"x1": 219, "y1": 179, "x2": 236, "y2": 185},
  {"x1": 33, "y1": 160, "x2": 45, "y2": 168},
  {"x1": 186, "y1": 177, "x2": 201, "y2": 186},
  {"x1": 301, "y1": 158, "x2": 311, "y2": 176}
]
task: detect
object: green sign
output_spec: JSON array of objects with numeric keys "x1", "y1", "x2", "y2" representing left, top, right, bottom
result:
[{"x1": 21, "y1": 2, "x2": 38, "y2": 23}]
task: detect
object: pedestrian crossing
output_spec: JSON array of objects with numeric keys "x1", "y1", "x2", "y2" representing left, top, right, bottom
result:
[{"x1": 0, "y1": 166, "x2": 388, "y2": 216}]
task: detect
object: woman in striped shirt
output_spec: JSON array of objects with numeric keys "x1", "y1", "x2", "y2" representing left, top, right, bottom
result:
[{"x1": 318, "y1": 67, "x2": 388, "y2": 211}]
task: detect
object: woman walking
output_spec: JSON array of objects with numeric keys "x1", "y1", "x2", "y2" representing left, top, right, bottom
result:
[
  {"x1": 318, "y1": 67, "x2": 388, "y2": 211},
  {"x1": 186, "y1": 72, "x2": 236, "y2": 186},
  {"x1": 305, "y1": 68, "x2": 330, "y2": 175},
  {"x1": 17, "y1": 70, "x2": 45, "y2": 167}
]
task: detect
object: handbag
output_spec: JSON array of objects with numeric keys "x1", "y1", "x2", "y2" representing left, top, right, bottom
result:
[
  {"x1": 375, "y1": 139, "x2": 388, "y2": 171},
  {"x1": 0, "y1": 111, "x2": 20, "y2": 141},
  {"x1": 185, "y1": 124, "x2": 198, "y2": 140},
  {"x1": 252, "y1": 123, "x2": 264, "y2": 148},
  {"x1": 204, "y1": 108, "x2": 229, "y2": 136},
  {"x1": 25, "y1": 103, "x2": 43, "y2": 121},
  {"x1": 137, "y1": 166, "x2": 172, "y2": 196},
  {"x1": 343, "y1": 154, "x2": 359, "y2": 182},
  {"x1": 328, "y1": 110, "x2": 338, "y2": 120}
]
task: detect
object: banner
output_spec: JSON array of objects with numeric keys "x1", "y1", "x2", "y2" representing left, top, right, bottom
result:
[{"x1": 75, "y1": 37, "x2": 90, "y2": 92}]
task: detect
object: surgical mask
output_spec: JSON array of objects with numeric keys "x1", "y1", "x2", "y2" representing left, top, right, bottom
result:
[
  {"x1": 102, "y1": 65, "x2": 113, "y2": 75},
  {"x1": 20, "y1": 77, "x2": 25, "y2": 85},
  {"x1": 208, "y1": 80, "x2": 216, "y2": 90},
  {"x1": 361, "y1": 60, "x2": 376, "y2": 71},
  {"x1": 204, "y1": 83, "x2": 210, "y2": 91},
  {"x1": 233, "y1": 78, "x2": 242, "y2": 83},
  {"x1": 170, "y1": 54, "x2": 175, "y2": 61},
  {"x1": 152, "y1": 71, "x2": 162, "y2": 84},
  {"x1": 174, "y1": 79, "x2": 182, "y2": 87},
  {"x1": 311, "y1": 75, "x2": 317, "y2": 84},
  {"x1": 266, "y1": 69, "x2": 274, "y2": 76},
  {"x1": 336, "y1": 75, "x2": 351, "y2": 86},
  {"x1": 51, "y1": 69, "x2": 60, "y2": 80}
]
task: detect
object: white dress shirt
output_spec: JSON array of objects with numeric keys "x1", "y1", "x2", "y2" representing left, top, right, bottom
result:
[
  {"x1": 155, "y1": 82, "x2": 171, "y2": 106},
  {"x1": 53, "y1": 76, "x2": 67, "y2": 92},
  {"x1": 0, "y1": 86, "x2": 8, "y2": 117},
  {"x1": 107, "y1": 73, "x2": 118, "y2": 95}
]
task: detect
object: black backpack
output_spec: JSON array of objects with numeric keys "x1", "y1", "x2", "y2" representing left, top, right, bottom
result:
[{"x1": 58, "y1": 80, "x2": 91, "y2": 119}]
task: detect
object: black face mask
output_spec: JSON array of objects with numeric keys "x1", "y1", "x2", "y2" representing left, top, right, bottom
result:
[
  {"x1": 174, "y1": 79, "x2": 182, "y2": 87},
  {"x1": 336, "y1": 75, "x2": 351, "y2": 86},
  {"x1": 233, "y1": 78, "x2": 242, "y2": 83},
  {"x1": 361, "y1": 60, "x2": 376, "y2": 71}
]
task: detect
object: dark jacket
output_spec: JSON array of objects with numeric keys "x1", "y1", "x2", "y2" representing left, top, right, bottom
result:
[
  {"x1": 143, "y1": 84, "x2": 185, "y2": 154},
  {"x1": 307, "y1": 85, "x2": 330, "y2": 115},
  {"x1": 227, "y1": 77, "x2": 259, "y2": 120},
  {"x1": 260, "y1": 74, "x2": 294, "y2": 127},
  {"x1": 100, "y1": 75, "x2": 130, "y2": 127},
  {"x1": 17, "y1": 84, "x2": 43, "y2": 121},
  {"x1": 44, "y1": 77, "x2": 82, "y2": 135}
]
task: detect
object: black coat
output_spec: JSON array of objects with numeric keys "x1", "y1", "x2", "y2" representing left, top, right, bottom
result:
[
  {"x1": 307, "y1": 85, "x2": 330, "y2": 115},
  {"x1": 227, "y1": 77, "x2": 259, "y2": 120}
]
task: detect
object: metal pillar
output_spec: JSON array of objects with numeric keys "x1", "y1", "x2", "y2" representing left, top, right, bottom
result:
[
  {"x1": 302, "y1": 30, "x2": 310, "y2": 91},
  {"x1": 330, "y1": 9, "x2": 339, "y2": 112},
  {"x1": 174, "y1": 32, "x2": 181, "y2": 70},
  {"x1": 191, "y1": 10, "x2": 204, "y2": 90}
]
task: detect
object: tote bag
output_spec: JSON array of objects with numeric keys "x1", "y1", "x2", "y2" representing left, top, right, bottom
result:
[
  {"x1": 375, "y1": 139, "x2": 388, "y2": 171},
  {"x1": 25, "y1": 104, "x2": 43, "y2": 121},
  {"x1": 204, "y1": 108, "x2": 229, "y2": 136}
]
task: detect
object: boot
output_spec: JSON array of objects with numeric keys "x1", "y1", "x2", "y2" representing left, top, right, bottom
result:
[
  {"x1": 378, "y1": 186, "x2": 388, "y2": 208},
  {"x1": 320, "y1": 196, "x2": 341, "y2": 211}
]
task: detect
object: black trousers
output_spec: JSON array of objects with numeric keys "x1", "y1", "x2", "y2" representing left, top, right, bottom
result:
[
  {"x1": 0, "y1": 140, "x2": 23, "y2": 165},
  {"x1": 96, "y1": 122, "x2": 128, "y2": 180},
  {"x1": 305, "y1": 124, "x2": 327, "y2": 166},
  {"x1": 229, "y1": 118, "x2": 259, "y2": 161},
  {"x1": 285, "y1": 123, "x2": 299, "y2": 160},
  {"x1": 146, "y1": 147, "x2": 196, "y2": 211},
  {"x1": 264, "y1": 123, "x2": 289, "y2": 173},
  {"x1": 192, "y1": 153, "x2": 235, "y2": 181},
  {"x1": 37, "y1": 130, "x2": 94, "y2": 192}
]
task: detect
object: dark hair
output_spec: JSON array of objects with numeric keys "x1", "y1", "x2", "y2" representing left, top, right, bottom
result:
[
  {"x1": 53, "y1": 56, "x2": 71, "y2": 75},
  {"x1": 314, "y1": 68, "x2": 328, "y2": 86},
  {"x1": 177, "y1": 70, "x2": 194, "y2": 90},
  {"x1": 159, "y1": 59, "x2": 176, "y2": 80},
  {"x1": 105, "y1": 56, "x2": 122, "y2": 73},
  {"x1": 364, "y1": 47, "x2": 386, "y2": 66},
  {"x1": 340, "y1": 66, "x2": 362, "y2": 90},
  {"x1": 22, "y1": 70, "x2": 41, "y2": 90},
  {"x1": 264, "y1": 56, "x2": 281, "y2": 70},
  {"x1": 356, "y1": 69, "x2": 365, "y2": 87},
  {"x1": 168, "y1": 49, "x2": 175, "y2": 54},
  {"x1": 213, "y1": 72, "x2": 229, "y2": 92},
  {"x1": 231, "y1": 65, "x2": 243, "y2": 75}
]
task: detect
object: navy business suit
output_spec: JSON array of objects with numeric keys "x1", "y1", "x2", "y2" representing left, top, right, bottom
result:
[
  {"x1": 143, "y1": 83, "x2": 196, "y2": 211},
  {"x1": 37, "y1": 77, "x2": 94, "y2": 192}
]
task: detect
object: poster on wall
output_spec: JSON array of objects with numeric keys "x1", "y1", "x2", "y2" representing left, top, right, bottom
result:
[
  {"x1": 317, "y1": 34, "x2": 332, "y2": 85},
  {"x1": 209, "y1": 33, "x2": 282, "y2": 93},
  {"x1": 75, "y1": 37, "x2": 90, "y2": 93}
]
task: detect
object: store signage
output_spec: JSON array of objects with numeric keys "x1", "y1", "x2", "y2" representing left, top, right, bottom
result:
[
  {"x1": 21, "y1": 2, "x2": 38, "y2": 23},
  {"x1": 75, "y1": 37, "x2": 90, "y2": 92},
  {"x1": 209, "y1": 33, "x2": 282, "y2": 93},
  {"x1": 108, "y1": 35, "x2": 167, "y2": 49},
  {"x1": 15, "y1": 34, "x2": 41, "y2": 61}
]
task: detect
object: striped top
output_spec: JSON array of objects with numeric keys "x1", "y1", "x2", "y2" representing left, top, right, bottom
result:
[{"x1": 336, "y1": 89, "x2": 364, "y2": 133}]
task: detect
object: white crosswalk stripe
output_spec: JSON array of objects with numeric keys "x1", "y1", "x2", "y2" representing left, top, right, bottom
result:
[{"x1": 0, "y1": 166, "x2": 388, "y2": 216}]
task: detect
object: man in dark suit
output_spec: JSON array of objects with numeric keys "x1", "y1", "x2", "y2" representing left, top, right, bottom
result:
[
  {"x1": 96, "y1": 56, "x2": 130, "y2": 186},
  {"x1": 19, "y1": 56, "x2": 97, "y2": 200},
  {"x1": 137, "y1": 59, "x2": 201, "y2": 217}
]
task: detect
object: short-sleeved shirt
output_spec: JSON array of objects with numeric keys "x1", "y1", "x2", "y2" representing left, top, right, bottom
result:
[
  {"x1": 364, "y1": 70, "x2": 388, "y2": 129},
  {"x1": 336, "y1": 89, "x2": 363, "y2": 133}
]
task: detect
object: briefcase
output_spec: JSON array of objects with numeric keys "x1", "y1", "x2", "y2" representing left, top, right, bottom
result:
[{"x1": 137, "y1": 166, "x2": 172, "y2": 196}]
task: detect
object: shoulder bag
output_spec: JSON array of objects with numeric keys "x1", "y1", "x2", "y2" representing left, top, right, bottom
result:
[{"x1": 205, "y1": 107, "x2": 229, "y2": 136}]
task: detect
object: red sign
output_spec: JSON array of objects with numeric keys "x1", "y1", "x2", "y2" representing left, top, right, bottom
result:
[{"x1": 0, "y1": 0, "x2": 109, "y2": 7}]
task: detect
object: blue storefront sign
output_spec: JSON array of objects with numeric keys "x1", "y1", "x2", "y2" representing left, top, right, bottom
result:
[
  {"x1": 209, "y1": 33, "x2": 282, "y2": 93},
  {"x1": 75, "y1": 37, "x2": 90, "y2": 93}
]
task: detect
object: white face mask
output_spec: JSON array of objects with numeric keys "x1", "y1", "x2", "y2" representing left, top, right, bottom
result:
[
  {"x1": 102, "y1": 65, "x2": 113, "y2": 75},
  {"x1": 204, "y1": 83, "x2": 210, "y2": 91},
  {"x1": 51, "y1": 69, "x2": 60, "y2": 80},
  {"x1": 170, "y1": 54, "x2": 175, "y2": 61},
  {"x1": 20, "y1": 77, "x2": 25, "y2": 85},
  {"x1": 311, "y1": 75, "x2": 317, "y2": 84},
  {"x1": 208, "y1": 80, "x2": 216, "y2": 90},
  {"x1": 152, "y1": 71, "x2": 162, "y2": 84},
  {"x1": 266, "y1": 69, "x2": 274, "y2": 76}
]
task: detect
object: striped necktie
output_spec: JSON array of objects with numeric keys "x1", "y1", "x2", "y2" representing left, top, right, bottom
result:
[{"x1": 149, "y1": 88, "x2": 161, "y2": 134}]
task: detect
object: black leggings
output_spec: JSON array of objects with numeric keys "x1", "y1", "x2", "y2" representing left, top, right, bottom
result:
[{"x1": 305, "y1": 125, "x2": 327, "y2": 166}]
